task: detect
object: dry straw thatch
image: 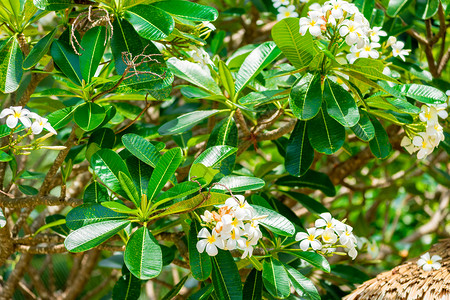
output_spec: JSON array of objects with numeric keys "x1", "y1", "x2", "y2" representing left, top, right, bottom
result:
[{"x1": 345, "y1": 239, "x2": 450, "y2": 300}]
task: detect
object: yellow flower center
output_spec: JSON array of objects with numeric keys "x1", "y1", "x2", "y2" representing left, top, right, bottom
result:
[
  {"x1": 231, "y1": 218, "x2": 239, "y2": 227},
  {"x1": 364, "y1": 46, "x2": 371, "y2": 51},
  {"x1": 426, "y1": 260, "x2": 433, "y2": 265},
  {"x1": 310, "y1": 20, "x2": 316, "y2": 26},
  {"x1": 284, "y1": 11, "x2": 291, "y2": 17},
  {"x1": 348, "y1": 25, "x2": 355, "y2": 32},
  {"x1": 422, "y1": 141, "x2": 428, "y2": 148},
  {"x1": 308, "y1": 234, "x2": 315, "y2": 241},
  {"x1": 207, "y1": 235, "x2": 216, "y2": 244},
  {"x1": 231, "y1": 230, "x2": 236, "y2": 240},
  {"x1": 13, "y1": 111, "x2": 21, "y2": 118}
]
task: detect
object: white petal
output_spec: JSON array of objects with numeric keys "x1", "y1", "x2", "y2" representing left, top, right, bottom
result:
[
  {"x1": 6, "y1": 116, "x2": 18, "y2": 128},
  {"x1": 44, "y1": 123, "x2": 57, "y2": 135},
  {"x1": 20, "y1": 116, "x2": 31, "y2": 128},
  {"x1": 295, "y1": 232, "x2": 308, "y2": 241},
  {"x1": 310, "y1": 240, "x2": 322, "y2": 250},
  {"x1": 0, "y1": 108, "x2": 13, "y2": 118},
  {"x1": 309, "y1": 26, "x2": 322, "y2": 37},
  {"x1": 422, "y1": 264, "x2": 432, "y2": 271},
  {"x1": 431, "y1": 255, "x2": 442, "y2": 261},
  {"x1": 197, "y1": 228, "x2": 210, "y2": 239},
  {"x1": 300, "y1": 239, "x2": 310, "y2": 251},
  {"x1": 196, "y1": 240, "x2": 207, "y2": 253},
  {"x1": 31, "y1": 122, "x2": 43, "y2": 135},
  {"x1": 206, "y1": 244, "x2": 218, "y2": 256},
  {"x1": 315, "y1": 219, "x2": 327, "y2": 228},
  {"x1": 431, "y1": 262, "x2": 441, "y2": 270}
]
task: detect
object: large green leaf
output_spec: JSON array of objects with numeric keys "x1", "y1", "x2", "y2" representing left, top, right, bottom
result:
[
  {"x1": 271, "y1": 18, "x2": 319, "y2": 69},
  {"x1": 158, "y1": 110, "x2": 222, "y2": 136},
  {"x1": 188, "y1": 220, "x2": 212, "y2": 281},
  {"x1": 284, "y1": 264, "x2": 320, "y2": 300},
  {"x1": 323, "y1": 78, "x2": 360, "y2": 127},
  {"x1": 46, "y1": 106, "x2": 75, "y2": 130},
  {"x1": 243, "y1": 268, "x2": 263, "y2": 300},
  {"x1": 284, "y1": 251, "x2": 330, "y2": 273},
  {"x1": 211, "y1": 250, "x2": 243, "y2": 300},
  {"x1": 211, "y1": 176, "x2": 265, "y2": 193},
  {"x1": 290, "y1": 73, "x2": 322, "y2": 120},
  {"x1": 285, "y1": 120, "x2": 314, "y2": 177},
  {"x1": 190, "y1": 145, "x2": 238, "y2": 172},
  {"x1": 112, "y1": 270, "x2": 141, "y2": 300},
  {"x1": 369, "y1": 117, "x2": 392, "y2": 159},
  {"x1": 111, "y1": 18, "x2": 143, "y2": 74},
  {"x1": 126, "y1": 156, "x2": 153, "y2": 198},
  {"x1": 124, "y1": 227, "x2": 162, "y2": 279},
  {"x1": 275, "y1": 170, "x2": 336, "y2": 197},
  {"x1": 50, "y1": 40, "x2": 82, "y2": 86},
  {"x1": 23, "y1": 28, "x2": 57, "y2": 69},
  {"x1": 0, "y1": 37, "x2": 23, "y2": 93},
  {"x1": 162, "y1": 275, "x2": 189, "y2": 300},
  {"x1": 235, "y1": 41, "x2": 281, "y2": 96},
  {"x1": 33, "y1": 0, "x2": 75, "y2": 10},
  {"x1": 262, "y1": 258, "x2": 290, "y2": 299},
  {"x1": 122, "y1": 133, "x2": 161, "y2": 168},
  {"x1": 65, "y1": 219, "x2": 130, "y2": 252},
  {"x1": 386, "y1": 0, "x2": 414, "y2": 17},
  {"x1": 124, "y1": 5, "x2": 174, "y2": 40},
  {"x1": 307, "y1": 108, "x2": 345, "y2": 155},
  {"x1": 83, "y1": 181, "x2": 109, "y2": 203},
  {"x1": 350, "y1": 110, "x2": 375, "y2": 141},
  {"x1": 147, "y1": 147, "x2": 182, "y2": 201},
  {"x1": 74, "y1": 102, "x2": 106, "y2": 132},
  {"x1": 415, "y1": 0, "x2": 439, "y2": 19},
  {"x1": 66, "y1": 203, "x2": 128, "y2": 230},
  {"x1": 394, "y1": 84, "x2": 447, "y2": 104},
  {"x1": 119, "y1": 172, "x2": 140, "y2": 207},
  {"x1": 155, "y1": 180, "x2": 204, "y2": 206},
  {"x1": 252, "y1": 205, "x2": 295, "y2": 236},
  {"x1": 152, "y1": 0, "x2": 218, "y2": 21},
  {"x1": 91, "y1": 149, "x2": 131, "y2": 198},
  {"x1": 218, "y1": 60, "x2": 235, "y2": 100},
  {"x1": 80, "y1": 26, "x2": 107, "y2": 83}
]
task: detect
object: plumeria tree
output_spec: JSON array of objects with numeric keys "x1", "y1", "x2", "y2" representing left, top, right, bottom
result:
[{"x1": 0, "y1": 0, "x2": 448, "y2": 299}]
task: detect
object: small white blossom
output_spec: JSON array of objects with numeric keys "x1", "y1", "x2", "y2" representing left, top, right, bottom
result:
[
  {"x1": 369, "y1": 26, "x2": 387, "y2": 43},
  {"x1": 187, "y1": 45, "x2": 213, "y2": 70},
  {"x1": 224, "y1": 195, "x2": 254, "y2": 220},
  {"x1": 321, "y1": 228, "x2": 338, "y2": 244},
  {"x1": 0, "y1": 106, "x2": 32, "y2": 129},
  {"x1": 391, "y1": 41, "x2": 410, "y2": 62},
  {"x1": 367, "y1": 240, "x2": 379, "y2": 259},
  {"x1": 237, "y1": 237, "x2": 258, "y2": 259},
  {"x1": 417, "y1": 252, "x2": 442, "y2": 271},
  {"x1": 299, "y1": 16, "x2": 325, "y2": 37},
  {"x1": 412, "y1": 132, "x2": 436, "y2": 159},
  {"x1": 315, "y1": 213, "x2": 345, "y2": 231},
  {"x1": 28, "y1": 113, "x2": 56, "y2": 135},
  {"x1": 272, "y1": 0, "x2": 290, "y2": 8},
  {"x1": 359, "y1": 42, "x2": 381, "y2": 59},
  {"x1": 277, "y1": 5, "x2": 299, "y2": 21},
  {"x1": 338, "y1": 225, "x2": 356, "y2": 245},
  {"x1": 296, "y1": 227, "x2": 323, "y2": 251},
  {"x1": 401, "y1": 136, "x2": 419, "y2": 154},
  {"x1": 196, "y1": 228, "x2": 224, "y2": 256}
]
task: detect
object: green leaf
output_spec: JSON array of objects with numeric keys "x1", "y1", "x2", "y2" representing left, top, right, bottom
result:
[
  {"x1": 350, "y1": 110, "x2": 375, "y2": 141},
  {"x1": 158, "y1": 110, "x2": 222, "y2": 135},
  {"x1": 88, "y1": 128, "x2": 116, "y2": 149},
  {"x1": 91, "y1": 149, "x2": 131, "y2": 198},
  {"x1": 262, "y1": 258, "x2": 290, "y2": 299},
  {"x1": 74, "y1": 102, "x2": 106, "y2": 132},
  {"x1": 211, "y1": 250, "x2": 243, "y2": 300},
  {"x1": 50, "y1": 40, "x2": 82, "y2": 86},
  {"x1": 386, "y1": 0, "x2": 413, "y2": 17},
  {"x1": 101, "y1": 201, "x2": 137, "y2": 215},
  {"x1": 285, "y1": 120, "x2": 314, "y2": 177},
  {"x1": 189, "y1": 220, "x2": 212, "y2": 281},
  {"x1": 235, "y1": 41, "x2": 281, "y2": 96},
  {"x1": 369, "y1": 117, "x2": 392, "y2": 159},
  {"x1": 122, "y1": 133, "x2": 161, "y2": 168},
  {"x1": 124, "y1": 5, "x2": 174, "y2": 40},
  {"x1": 18, "y1": 184, "x2": 38, "y2": 195},
  {"x1": 283, "y1": 191, "x2": 329, "y2": 214},
  {"x1": 111, "y1": 18, "x2": 143, "y2": 74},
  {"x1": 126, "y1": 156, "x2": 153, "y2": 198},
  {"x1": 243, "y1": 268, "x2": 263, "y2": 300},
  {"x1": 44, "y1": 214, "x2": 70, "y2": 236},
  {"x1": 80, "y1": 26, "x2": 107, "y2": 83},
  {"x1": 275, "y1": 170, "x2": 336, "y2": 197},
  {"x1": 252, "y1": 205, "x2": 295, "y2": 236},
  {"x1": 211, "y1": 176, "x2": 265, "y2": 193},
  {"x1": 155, "y1": 180, "x2": 204, "y2": 206},
  {"x1": 66, "y1": 203, "x2": 128, "y2": 230},
  {"x1": 189, "y1": 163, "x2": 219, "y2": 185},
  {"x1": 162, "y1": 275, "x2": 189, "y2": 300},
  {"x1": 65, "y1": 219, "x2": 130, "y2": 252},
  {"x1": 323, "y1": 78, "x2": 360, "y2": 127},
  {"x1": 415, "y1": 0, "x2": 439, "y2": 19},
  {"x1": 34, "y1": 217, "x2": 67, "y2": 236},
  {"x1": 271, "y1": 18, "x2": 319, "y2": 69},
  {"x1": 284, "y1": 264, "x2": 320, "y2": 300},
  {"x1": 290, "y1": 73, "x2": 322, "y2": 120},
  {"x1": 124, "y1": 226, "x2": 162, "y2": 279},
  {"x1": 83, "y1": 181, "x2": 109, "y2": 203},
  {"x1": 167, "y1": 59, "x2": 221, "y2": 94},
  {"x1": 112, "y1": 271, "x2": 141, "y2": 300},
  {"x1": 152, "y1": 0, "x2": 218, "y2": 21},
  {"x1": 394, "y1": 84, "x2": 447, "y2": 104},
  {"x1": 0, "y1": 37, "x2": 23, "y2": 93},
  {"x1": 191, "y1": 145, "x2": 238, "y2": 172},
  {"x1": 0, "y1": 208, "x2": 6, "y2": 228},
  {"x1": 189, "y1": 284, "x2": 214, "y2": 300},
  {"x1": 307, "y1": 108, "x2": 345, "y2": 155},
  {"x1": 218, "y1": 61, "x2": 235, "y2": 100},
  {"x1": 284, "y1": 251, "x2": 330, "y2": 273},
  {"x1": 0, "y1": 151, "x2": 13, "y2": 162},
  {"x1": 23, "y1": 28, "x2": 57, "y2": 69},
  {"x1": 46, "y1": 106, "x2": 75, "y2": 130},
  {"x1": 354, "y1": 0, "x2": 375, "y2": 20},
  {"x1": 33, "y1": 0, "x2": 75, "y2": 10},
  {"x1": 147, "y1": 147, "x2": 182, "y2": 201},
  {"x1": 118, "y1": 172, "x2": 140, "y2": 207}
]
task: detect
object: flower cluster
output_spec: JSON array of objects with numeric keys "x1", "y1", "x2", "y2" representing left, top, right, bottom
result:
[
  {"x1": 295, "y1": 213, "x2": 358, "y2": 259},
  {"x1": 0, "y1": 106, "x2": 56, "y2": 135},
  {"x1": 299, "y1": 0, "x2": 410, "y2": 63},
  {"x1": 417, "y1": 252, "x2": 442, "y2": 271},
  {"x1": 196, "y1": 195, "x2": 264, "y2": 258},
  {"x1": 401, "y1": 102, "x2": 447, "y2": 159},
  {"x1": 273, "y1": 0, "x2": 299, "y2": 21}
]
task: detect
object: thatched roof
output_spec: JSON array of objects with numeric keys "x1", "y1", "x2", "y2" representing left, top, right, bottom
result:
[{"x1": 345, "y1": 239, "x2": 450, "y2": 300}]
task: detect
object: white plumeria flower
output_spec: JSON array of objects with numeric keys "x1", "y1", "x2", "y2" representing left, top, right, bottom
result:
[
  {"x1": 196, "y1": 228, "x2": 224, "y2": 256},
  {"x1": 401, "y1": 136, "x2": 419, "y2": 154},
  {"x1": 321, "y1": 228, "x2": 338, "y2": 244},
  {"x1": 0, "y1": 106, "x2": 32, "y2": 129},
  {"x1": 426, "y1": 123, "x2": 445, "y2": 143},
  {"x1": 386, "y1": 36, "x2": 397, "y2": 47},
  {"x1": 272, "y1": 0, "x2": 290, "y2": 8},
  {"x1": 339, "y1": 20, "x2": 364, "y2": 46},
  {"x1": 187, "y1": 45, "x2": 213, "y2": 70},
  {"x1": 315, "y1": 213, "x2": 345, "y2": 231},
  {"x1": 201, "y1": 210, "x2": 214, "y2": 223},
  {"x1": 324, "y1": 0, "x2": 350, "y2": 19},
  {"x1": 224, "y1": 195, "x2": 254, "y2": 220},
  {"x1": 28, "y1": 113, "x2": 57, "y2": 135},
  {"x1": 299, "y1": 16, "x2": 325, "y2": 37},
  {"x1": 277, "y1": 5, "x2": 299, "y2": 21},
  {"x1": 417, "y1": 252, "x2": 442, "y2": 271},
  {"x1": 295, "y1": 227, "x2": 323, "y2": 251},
  {"x1": 369, "y1": 26, "x2": 387, "y2": 42},
  {"x1": 222, "y1": 214, "x2": 244, "y2": 235},
  {"x1": 243, "y1": 220, "x2": 262, "y2": 241},
  {"x1": 391, "y1": 41, "x2": 410, "y2": 62},
  {"x1": 367, "y1": 240, "x2": 379, "y2": 259},
  {"x1": 359, "y1": 42, "x2": 381, "y2": 59},
  {"x1": 412, "y1": 132, "x2": 436, "y2": 159},
  {"x1": 338, "y1": 225, "x2": 356, "y2": 245},
  {"x1": 346, "y1": 49, "x2": 361, "y2": 64},
  {"x1": 356, "y1": 236, "x2": 369, "y2": 249},
  {"x1": 432, "y1": 103, "x2": 448, "y2": 120},
  {"x1": 221, "y1": 228, "x2": 240, "y2": 251},
  {"x1": 347, "y1": 246, "x2": 358, "y2": 260},
  {"x1": 419, "y1": 105, "x2": 439, "y2": 125},
  {"x1": 237, "y1": 237, "x2": 258, "y2": 259}
]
